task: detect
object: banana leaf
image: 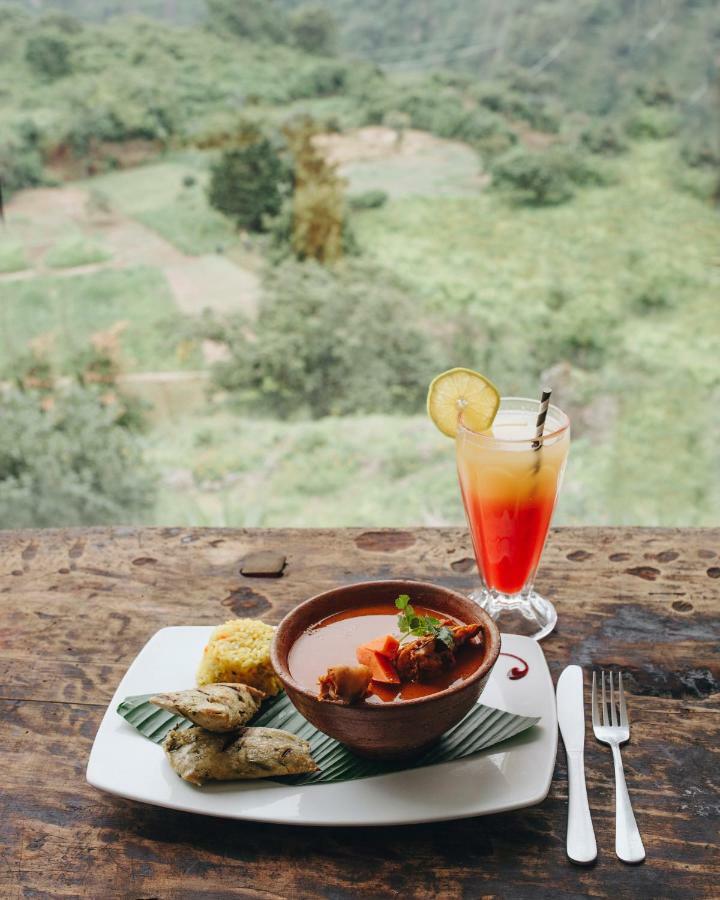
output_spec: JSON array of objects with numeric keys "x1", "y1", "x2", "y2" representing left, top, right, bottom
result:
[{"x1": 117, "y1": 691, "x2": 538, "y2": 785}]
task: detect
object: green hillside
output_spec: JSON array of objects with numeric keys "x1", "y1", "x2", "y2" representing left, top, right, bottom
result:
[
  {"x1": 278, "y1": 0, "x2": 718, "y2": 115},
  {"x1": 1, "y1": 0, "x2": 718, "y2": 529},
  {"x1": 12, "y1": 0, "x2": 719, "y2": 121}
]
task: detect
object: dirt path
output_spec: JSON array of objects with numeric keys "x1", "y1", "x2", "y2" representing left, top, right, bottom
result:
[{"x1": 2, "y1": 186, "x2": 260, "y2": 317}]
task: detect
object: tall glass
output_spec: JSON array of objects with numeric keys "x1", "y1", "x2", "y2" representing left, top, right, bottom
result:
[{"x1": 456, "y1": 397, "x2": 570, "y2": 640}]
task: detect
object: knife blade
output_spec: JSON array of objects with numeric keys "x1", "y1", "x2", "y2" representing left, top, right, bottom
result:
[{"x1": 557, "y1": 665, "x2": 597, "y2": 864}]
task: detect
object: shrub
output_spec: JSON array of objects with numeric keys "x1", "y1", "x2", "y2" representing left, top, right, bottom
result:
[
  {"x1": 580, "y1": 123, "x2": 627, "y2": 156},
  {"x1": 443, "y1": 108, "x2": 515, "y2": 148},
  {"x1": 475, "y1": 85, "x2": 560, "y2": 133},
  {"x1": 0, "y1": 386, "x2": 155, "y2": 527},
  {"x1": 208, "y1": 260, "x2": 441, "y2": 417},
  {"x1": 290, "y1": 4, "x2": 337, "y2": 55},
  {"x1": 673, "y1": 166, "x2": 717, "y2": 203},
  {"x1": 369, "y1": 86, "x2": 516, "y2": 158},
  {"x1": 39, "y1": 12, "x2": 83, "y2": 35},
  {"x1": 492, "y1": 148, "x2": 573, "y2": 205},
  {"x1": 680, "y1": 138, "x2": 720, "y2": 169},
  {"x1": 491, "y1": 146, "x2": 607, "y2": 205},
  {"x1": 266, "y1": 194, "x2": 358, "y2": 263},
  {"x1": 471, "y1": 123, "x2": 517, "y2": 161},
  {"x1": 556, "y1": 149, "x2": 609, "y2": 187},
  {"x1": 632, "y1": 277, "x2": 674, "y2": 313},
  {"x1": 635, "y1": 80, "x2": 675, "y2": 107},
  {"x1": 624, "y1": 107, "x2": 679, "y2": 140},
  {"x1": 206, "y1": 0, "x2": 288, "y2": 43},
  {"x1": 207, "y1": 139, "x2": 292, "y2": 232},
  {"x1": 0, "y1": 131, "x2": 46, "y2": 197},
  {"x1": 25, "y1": 33, "x2": 72, "y2": 80},
  {"x1": 292, "y1": 61, "x2": 348, "y2": 98},
  {"x1": 348, "y1": 189, "x2": 388, "y2": 210}
]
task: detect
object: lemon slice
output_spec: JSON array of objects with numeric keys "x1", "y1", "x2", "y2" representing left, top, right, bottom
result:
[{"x1": 427, "y1": 368, "x2": 500, "y2": 438}]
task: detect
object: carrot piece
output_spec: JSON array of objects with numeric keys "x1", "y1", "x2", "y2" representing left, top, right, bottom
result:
[
  {"x1": 356, "y1": 646, "x2": 401, "y2": 684},
  {"x1": 361, "y1": 634, "x2": 400, "y2": 660}
]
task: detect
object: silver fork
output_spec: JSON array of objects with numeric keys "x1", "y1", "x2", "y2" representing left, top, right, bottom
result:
[{"x1": 591, "y1": 671, "x2": 646, "y2": 863}]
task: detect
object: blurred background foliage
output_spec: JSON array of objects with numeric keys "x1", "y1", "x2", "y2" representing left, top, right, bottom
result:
[{"x1": 0, "y1": 0, "x2": 718, "y2": 527}]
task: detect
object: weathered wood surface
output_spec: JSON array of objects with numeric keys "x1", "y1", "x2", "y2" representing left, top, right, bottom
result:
[{"x1": 0, "y1": 526, "x2": 718, "y2": 899}]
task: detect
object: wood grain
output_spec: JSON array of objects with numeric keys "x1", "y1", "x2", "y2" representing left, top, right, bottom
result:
[{"x1": 1, "y1": 526, "x2": 718, "y2": 899}]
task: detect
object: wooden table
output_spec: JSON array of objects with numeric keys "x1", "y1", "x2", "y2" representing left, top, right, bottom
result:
[{"x1": 1, "y1": 526, "x2": 718, "y2": 899}]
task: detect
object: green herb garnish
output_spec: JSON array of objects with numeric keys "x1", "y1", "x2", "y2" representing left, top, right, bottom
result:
[{"x1": 395, "y1": 594, "x2": 455, "y2": 649}]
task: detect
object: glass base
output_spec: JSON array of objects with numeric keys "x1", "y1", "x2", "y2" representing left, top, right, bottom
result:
[{"x1": 469, "y1": 588, "x2": 557, "y2": 641}]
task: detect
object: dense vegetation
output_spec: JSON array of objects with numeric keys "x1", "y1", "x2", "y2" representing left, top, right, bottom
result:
[
  {"x1": 13, "y1": 0, "x2": 716, "y2": 128},
  {"x1": 4, "y1": 1, "x2": 717, "y2": 198},
  {"x1": 202, "y1": 259, "x2": 443, "y2": 417},
  {"x1": 279, "y1": 0, "x2": 718, "y2": 125},
  {"x1": 1, "y1": 0, "x2": 718, "y2": 528},
  {"x1": 0, "y1": 385, "x2": 155, "y2": 527}
]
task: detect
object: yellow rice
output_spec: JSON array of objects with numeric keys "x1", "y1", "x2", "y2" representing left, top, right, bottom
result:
[{"x1": 196, "y1": 618, "x2": 282, "y2": 696}]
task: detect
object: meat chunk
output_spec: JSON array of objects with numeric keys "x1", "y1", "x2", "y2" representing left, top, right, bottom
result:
[
  {"x1": 318, "y1": 664, "x2": 372, "y2": 705},
  {"x1": 449, "y1": 622, "x2": 482, "y2": 646},
  {"x1": 396, "y1": 635, "x2": 455, "y2": 683},
  {"x1": 396, "y1": 623, "x2": 483, "y2": 683}
]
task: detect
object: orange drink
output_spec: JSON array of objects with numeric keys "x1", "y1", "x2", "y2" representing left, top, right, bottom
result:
[{"x1": 456, "y1": 397, "x2": 570, "y2": 639}]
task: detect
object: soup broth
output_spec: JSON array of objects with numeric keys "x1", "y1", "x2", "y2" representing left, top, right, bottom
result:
[{"x1": 288, "y1": 602, "x2": 486, "y2": 704}]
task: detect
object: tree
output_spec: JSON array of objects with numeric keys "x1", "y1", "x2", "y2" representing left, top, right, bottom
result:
[
  {"x1": 0, "y1": 125, "x2": 45, "y2": 198},
  {"x1": 285, "y1": 120, "x2": 346, "y2": 263},
  {"x1": 290, "y1": 4, "x2": 337, "y2": 55},
  {"x1": 206, "y1": 260, "x2": 441, "y2": 418},
  {"x1": 491, "y1": 147, "x2": 573, "y2": 205},
  {"x1": 207, "y1": 138, "x2": 292, "y2": 231},
  {"x1": 25, "y1": 34, "x2": 72, "y2": 80},
  {"x1": 205, "y1": 0, "x2": 287, "y2": 43},
  {"x1": 38, "y1": 12, "x2": 83, "y2": 34},
  {"x1": 580, "y1": 123, "x2": 627, "y2": 156},
  {"x1": 0, "y1": 387, "x2": 155, "y2": 527},
  {"x1": 491, "y1": 146, "x2": 606, "y2": 206}
]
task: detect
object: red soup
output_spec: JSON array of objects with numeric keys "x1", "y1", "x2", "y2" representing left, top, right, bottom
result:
[{"x1": 288, "y1": 602, "x2": 487, "y2": 704}]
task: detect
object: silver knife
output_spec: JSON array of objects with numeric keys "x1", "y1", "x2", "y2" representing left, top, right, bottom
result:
[{"x1": 557, "y1": 665, "x2": 597, "y2": 864}]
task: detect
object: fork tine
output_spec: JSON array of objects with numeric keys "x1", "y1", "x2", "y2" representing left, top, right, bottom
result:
[
  {"x1": 610, "y1": 671, "x2": 618, "y2": 726},
  {"x1": 601, "y1": 670, "x2": 608, "y2": 726},
  {"x1": 591, "y1": 670, "x2": 599, "y2": 728},
  {"x1": 618, "y1": 671, "x2": 629, "y2": 727}
]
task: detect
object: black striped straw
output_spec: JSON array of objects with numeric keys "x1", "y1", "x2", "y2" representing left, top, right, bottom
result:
[{"x1": 532, "y1": 388, "x2": 552, "y2": 452}]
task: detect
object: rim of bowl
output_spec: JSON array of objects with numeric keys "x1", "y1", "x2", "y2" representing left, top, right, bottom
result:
[{"x1": 270, "y1": 579, "x2": 501, "y2": 710}]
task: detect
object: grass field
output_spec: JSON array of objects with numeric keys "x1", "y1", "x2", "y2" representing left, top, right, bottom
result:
[
  {"x1": 44, "y1": 231, "x2": 111, "y2": 269},
  {"x1": 147, "y1": 411, "x2": 470, "y2": 528},
  {"x1": 82, "y1": 160, "x2": 242, "y2": 255},
  {"x1": 355, "y1": 142, "x2": 719, "y2": 379},
  {"x1": 347, "y1": 140, "x2": 720, "y2": 525},
  {"x1": 353, "y1": 140, "x2": 720, "y2": 404},
  {"x1": 0, "y1": 241, "x2": 29, "y2": 274},
  {"x1": 0, "y1": 267, "x2": 200, "y2": 374},
  {"x1": 146, "y1": 405, "x2": 719, "y2": 529}
]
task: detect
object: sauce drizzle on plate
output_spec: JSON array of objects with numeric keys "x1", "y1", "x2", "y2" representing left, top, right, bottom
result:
[{"x1": 498, "y1": 652, "x2": 529, "y2": 680}]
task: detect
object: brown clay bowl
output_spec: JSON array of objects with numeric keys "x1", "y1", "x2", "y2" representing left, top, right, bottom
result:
[{"x1": 270, "y1": 579, "x2": 501, "y2": 760}]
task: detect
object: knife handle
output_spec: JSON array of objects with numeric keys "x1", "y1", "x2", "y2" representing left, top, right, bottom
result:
[{"x1": 566, "y1": 749, "x2": 597, "y2": 864}]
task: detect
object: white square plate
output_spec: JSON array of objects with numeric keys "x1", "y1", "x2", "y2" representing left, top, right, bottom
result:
[{"x1": 87, "y1": 628, "x2": 557, "y2": 826}]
